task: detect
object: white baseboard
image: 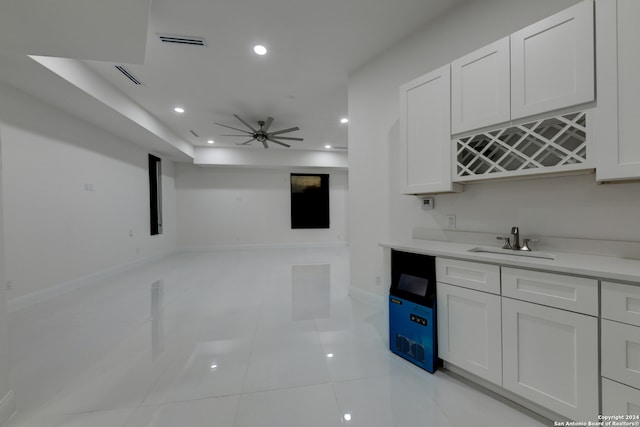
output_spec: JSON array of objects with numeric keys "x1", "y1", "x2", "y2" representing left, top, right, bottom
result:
[
  {"x1": 7, "y1": 251, "x2": 172, "y2": 313},
  {"x1": 177, "y1": 241, "x2": 348, "y2": 253},
  {"x1": 443, "y1": 363, "x2": 560, "y2": 423},
  {"x1": 0, "y1": 390, "x2": 15, "y2": 427}
]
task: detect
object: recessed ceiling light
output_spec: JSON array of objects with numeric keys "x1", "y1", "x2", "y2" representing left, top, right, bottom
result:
[
  {"x1": 210, "y1": 364, "x2": 217, "y2": 370},
  {"x1": 174, "y1": 107, "x2": 185, "y2": 113},
  {"x1": 207, "y1": 140, "x2": 215, "y2": 144},
  {"x1": 344, "y1": 414, "x2": 352, "y2": 421},
  {"x1": 325, "y1": 144, "x2": 332, "y2": 149},
  {"x1": 340, "y1": 117, "x2": 349, "y2": 124},
  {"x1": 326, "y1": 353, "x2": 334, "y2": 358},
  {"x1": 253, "y1": 45, "x2": 267, "y2": 55}
]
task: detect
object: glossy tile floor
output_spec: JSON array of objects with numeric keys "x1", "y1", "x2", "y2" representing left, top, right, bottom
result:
[{"x1": 6, "y1": 247, "x2": 548, "y2": 426}]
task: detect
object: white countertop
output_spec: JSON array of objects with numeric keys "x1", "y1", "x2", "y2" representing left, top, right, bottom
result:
[{"x1": 380, "y1": 239, "x2": 640, "y2": 284}]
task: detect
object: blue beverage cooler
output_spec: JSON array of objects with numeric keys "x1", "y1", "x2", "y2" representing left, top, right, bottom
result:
[{"x1": 389, "y1": 250, "x2": 437, "y2": 373}]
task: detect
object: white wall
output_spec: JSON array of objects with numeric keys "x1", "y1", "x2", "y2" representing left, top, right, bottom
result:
[
  {"x1": 176, "y1": 164, "x2": 348, "y2": 248},
  {"x1": 0, "y1": 82, "x2": 177, "y2": 302},
  {"x1": 348, "y1": 0, "x2": 640, "y2": 296},
  {"x1": 0, "y1": 133, "x2": 14, "y2": 425},
  {"x1": 194, "y1": 146, "x2": 348, "y2": 169}
]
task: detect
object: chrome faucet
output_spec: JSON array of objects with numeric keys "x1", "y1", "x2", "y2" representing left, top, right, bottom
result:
[
  {"x1": 497, "y1": 226, "x2": 536, "y2": 252},
  {"x1": 511, "y1": 227, "x2": 521, "y2": 250}
]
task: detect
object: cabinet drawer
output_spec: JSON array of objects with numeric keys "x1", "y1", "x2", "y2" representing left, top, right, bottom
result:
[
  {"x1": 501, "y1": 267, "x2": 598, "y2": 315},
  {"x1": 602, "y1": 377, "x2": 640, "y2": 416},
  {"x1": 436, "y1": 258, "x2": 500, "y2": 294},
  {"x1": 602, "y1": 319, "x2": 640, "y2": 390},
  {"x1": 603, "y1": 281, "x2": 640, "y2": 326}
]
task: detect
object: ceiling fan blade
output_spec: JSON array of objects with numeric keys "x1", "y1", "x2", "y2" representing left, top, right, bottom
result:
[
  {"x1": 269, "y1": 136, "x2": 303, "y2": 141},
  {"x1": 269, "y1": 126, "x2": 300, "y2": 136},
  {"x1": 221, "y1": 134, "x2": 254, "y2": 137},
  {"x1": 233, "y1": 114, "x2": 257, "y2": 132},
  {"x1": 261, "y1": 140, "x2": 269, "y2": 149},
  {"x1": 267, "y1": 137, "x2": 291, "y2": 148},
  {"x1": 262, "y1": 116, "x2": 274, "y2": 132},
  {"x1": 214, "y1": 123, "x2": 253, "y2": 134},
  {"x1": 235, "y1": 139, "x2": 255, "y2": 145}
]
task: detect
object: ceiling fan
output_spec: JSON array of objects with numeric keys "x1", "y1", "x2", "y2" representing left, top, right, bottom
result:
[{"x1": 215, "y1": 114, "x2": 303, "y2": 148}]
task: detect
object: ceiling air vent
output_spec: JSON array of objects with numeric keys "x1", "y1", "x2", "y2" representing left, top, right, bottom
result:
[
  {"x1": 114, "y1": 65, "x2": 143, "y2": 85},
  {"x1": 189, "y1": 130, "x2": 200, "y2": 138},
  {"x1": 158, "y1": 34, "x2": 207, "y2": 47}
]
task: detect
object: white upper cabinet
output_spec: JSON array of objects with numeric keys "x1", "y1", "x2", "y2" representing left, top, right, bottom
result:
[
  {"x1": 510, "y1": 0, "x2": 595, "y2": 120},
  {"x1": 451, "y1": 37, "x2": 511, "y2": 135},
  {"x1": 450, "y1": 1, "x2": 595, "y2": 135},
  {"x1": 594, "y1": 0, "x2": 640, "y2": 181},
  {"x1": 399, "y1": 64, "x2": 463, "y2": 194}
]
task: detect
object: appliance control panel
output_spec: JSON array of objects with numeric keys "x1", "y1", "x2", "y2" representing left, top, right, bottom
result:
[{"x1": 410, "y1": 313, "x2": 428, "y2": 326}]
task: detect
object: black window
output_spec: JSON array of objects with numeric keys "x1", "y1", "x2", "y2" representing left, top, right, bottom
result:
[
  {"x1": 149, "y1": 154, "x2": 163, "y2": 235},
  {"x1": 290, "y1": 174, "x2": 330, "y2": 229}
]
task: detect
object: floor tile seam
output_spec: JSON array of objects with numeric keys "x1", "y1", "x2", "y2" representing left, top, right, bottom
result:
[
  {"x1": 427, "y1": 393, "x2": 462, "y2": 427},
  {"x1": 233, "y1": 292, "x2": 265, "y2": 426},
  {"x1": 328, "y1": 372, "x2": 400, "y2": 388},
  {"x1": 328, "y1": 381, "x2": 348, "y2": 424},
  {"x1": 138, "y1": 391, "x2": 244, "y2": 408},
  {"x1": 314, "y1": 316, "x2": 335, "y2": 379},
  {"x1": 8, "y1": 372, "x2": 78, "y2": 419},
  {"x1": 63, "y1": 404, "x2": 140, "y2": 418},
  {"x1": 24, "y1": 324, "x2": 179, "y2": 416},
  {"x1": 333, "y1": 368, "x2": 400, "y2": 385},
  {"x1": 138, "y1": 353, "x2": 188, "y2": 409},
  {"x1": 328, "y1": 372, "x2": 454, "y2": 427},
  {"x1": 238, "y1": 380, "x2": 336, "y2": 398},
  {"x1": 18, "y1": 319, "x2": 150, "y2": 331},
  {"x1": 7, "y1": 400, "x2": 139, "y2": 427}
]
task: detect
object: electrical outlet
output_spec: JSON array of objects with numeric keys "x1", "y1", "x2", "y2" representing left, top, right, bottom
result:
[{"x1": 446, "y1": 214, "x2": 456, "y2": 229}]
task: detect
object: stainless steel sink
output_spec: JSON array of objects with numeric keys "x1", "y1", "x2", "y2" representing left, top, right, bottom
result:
[{"x1": 468, "y1": 246, "x2": 556, "y2": 260}]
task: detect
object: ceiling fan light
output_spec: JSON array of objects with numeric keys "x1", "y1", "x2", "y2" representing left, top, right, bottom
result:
[
  {"x1": 174, "y1": 107, "x2": 185, "y2": 113},
  {"x1": 215, "y1": 115, "x2": 301, "y2": 149},
  {"x1": 253, "y1": 45, "x2": 267, "y2": 55},
  {"x1": 207, "y1": 140, "x2": 215, "y2": 144}
]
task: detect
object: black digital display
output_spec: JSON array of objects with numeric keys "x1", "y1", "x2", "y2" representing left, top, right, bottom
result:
[
  {"x1": 390, "y1": 250, "x2": 436, "y2": 307},
  {"x1": 397, "y1": 274, "x2": 430, "y2": 297}
]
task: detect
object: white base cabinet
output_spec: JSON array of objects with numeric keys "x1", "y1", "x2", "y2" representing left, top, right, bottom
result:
[
  {"x1": 502, "y1": 297, "x2": 599, "y2": 420},
  {"x1": 602, "y1": 281, "x2": 640, "y2": 412},
  {"x1": 432, "y1": 256, "x2": 603, "y2": 420},
  {"x1": 602, "y1": 378, "x2": 640, "y2": 416},
  {"x1": 437, "y1": 282, "x2": 502, "y2": 385},
  {"x1": 602, "y1": 319, "x2": 640, "y2": 391}
]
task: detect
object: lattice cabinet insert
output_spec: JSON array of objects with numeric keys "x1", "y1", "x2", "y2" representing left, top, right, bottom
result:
[{"x1": 454, "y1": 112, "x2": 591, "y2": 181}]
